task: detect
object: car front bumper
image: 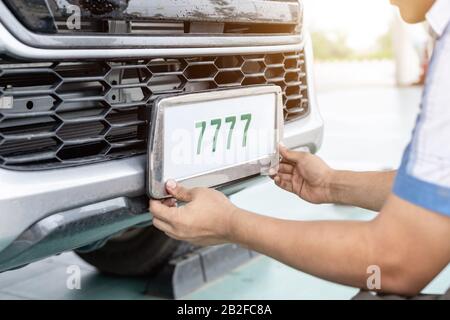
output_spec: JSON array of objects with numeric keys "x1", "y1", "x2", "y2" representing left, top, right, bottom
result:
[{"x1": 0, "y1": 3, "x2": 323, "y2": 267}]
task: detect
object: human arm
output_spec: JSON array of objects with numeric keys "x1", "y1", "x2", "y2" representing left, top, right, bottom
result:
[
  {"x1": 273, "y1": 146, "x2": 396, "y2": 211},
  {"x1": 327, "y1": 170, "x2": 396, "y2": 211},
  {"x1": 150, "y1": 184, "x2": 450, "y2": 296},
  {"x1": 229, "y1": 194, "x2": 450, "y2": 296}
]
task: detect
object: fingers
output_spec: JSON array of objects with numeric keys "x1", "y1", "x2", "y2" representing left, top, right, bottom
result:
[
  {"x1": 149, "y1": 199, "x2": 169, "y2": 216},
  {"x1": 279, "y1": 145, "x2": 313, "y2": 168},
  {"x1": 278, "y1": 163, "x2": 294, "y2": 174},
  {"x1": 275, "y1": 173, "x2": 293, "y2": 181},
  {"x1": 162, "y1": 198, "x2": 177, "y2": 207},
  {"x1": 164, "y1": 231, "x2": 184, "y2": 241},
  {"x1": 166, "y1": 180, "x2": 194, "y2": 202},
  {"x1": 279, "y1": 144, "x2": 299, "y2": 163},
  {"x1": 269, "y1": 163, "x2": 293, "y2": 181},
  {"x1": 274, "y1": 175, "x2": 293, "y2": 192},
  {"x1": 152, "y1": 218, "x2": 174, "y2": 234},
  {"x1": 149, "y1": 199, "x2": 177, "y2": 223}
]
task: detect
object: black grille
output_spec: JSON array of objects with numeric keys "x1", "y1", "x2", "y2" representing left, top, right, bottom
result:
[{"x1": 0, "y1": 51, "x2": 308, "y2": 170}]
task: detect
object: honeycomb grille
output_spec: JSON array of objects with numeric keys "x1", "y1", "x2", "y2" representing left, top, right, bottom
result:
[{"x1": 0, "y1": 51, "x2": 308, "y2": 170}]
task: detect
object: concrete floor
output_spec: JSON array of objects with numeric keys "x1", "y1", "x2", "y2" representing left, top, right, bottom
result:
[{"x1": 1, "y1": 83, "x2": 450, "y2": 300}]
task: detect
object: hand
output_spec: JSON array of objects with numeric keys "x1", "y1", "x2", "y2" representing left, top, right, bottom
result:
[
  {"x1": 149, "y1": 180, "x2": 239, "y2": 246},
  {"x1": 272, "y1": 145, "x2": 335, "y2": 204}
]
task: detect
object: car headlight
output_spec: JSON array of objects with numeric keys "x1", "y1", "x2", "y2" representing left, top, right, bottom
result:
[
  {"x1": 2, "y1": 0, "x2": 130, "y2": 34},
  {"x1": 3, "y1": 0, "x2": 58, "y2": 33}
]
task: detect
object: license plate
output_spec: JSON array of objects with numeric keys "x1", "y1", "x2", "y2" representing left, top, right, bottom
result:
[{"x1": 147, "y1": 86, "x2": 283, "y2": 199}]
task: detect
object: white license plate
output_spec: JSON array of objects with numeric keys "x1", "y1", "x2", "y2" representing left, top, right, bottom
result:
[{"x1": 147, "y1": 86, "x2": 283, "y2": 199}]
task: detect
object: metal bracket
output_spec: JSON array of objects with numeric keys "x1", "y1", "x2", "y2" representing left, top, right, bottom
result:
[
  {"x1": 144, "y1": 244, "x2": 259, "y2": 299},
  {"x1": 0, "y1": 95, "x2": 13, "y2": 109}
]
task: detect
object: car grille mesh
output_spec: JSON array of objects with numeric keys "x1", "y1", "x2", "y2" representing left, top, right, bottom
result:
[{"x1": 0, "y1": 51, "x2": 308, "y2": 170}]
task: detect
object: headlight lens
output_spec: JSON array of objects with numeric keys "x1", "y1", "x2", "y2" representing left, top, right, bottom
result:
[
  {"x1": 2, "y1": 0, "x2": 130, "y2": 34},
  {"x1": 2, "y1": 0, "x2": 301, "y2": 35},
  {"x1": 3, "y1": 0, "x2": 57, "y2": 33}
]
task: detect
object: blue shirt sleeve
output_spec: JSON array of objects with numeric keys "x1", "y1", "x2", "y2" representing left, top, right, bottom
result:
[{"x1": 393, "y1": 144, "x2": 450, "y2": 217}]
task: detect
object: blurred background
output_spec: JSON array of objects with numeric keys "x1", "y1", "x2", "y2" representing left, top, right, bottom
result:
[{"x1": 304, "y1": 0, "x2": 431, "y2": 90}]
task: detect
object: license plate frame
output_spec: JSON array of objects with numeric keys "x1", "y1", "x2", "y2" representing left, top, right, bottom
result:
[{"x1": 147, "y1": 85, "x2": 283, "y2": 199}]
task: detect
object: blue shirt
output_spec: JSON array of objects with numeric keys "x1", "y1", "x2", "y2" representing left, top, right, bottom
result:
[{"x1": 393, "y1": 0, "x2": 450, "y2": 216}]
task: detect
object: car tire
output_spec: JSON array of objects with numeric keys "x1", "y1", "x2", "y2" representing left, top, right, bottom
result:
[{"x1": 75, "y1": 226, "x2": 183, "y2": 276}]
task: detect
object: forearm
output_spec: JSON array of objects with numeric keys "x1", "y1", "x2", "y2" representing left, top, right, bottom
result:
[
  {"x1": 229, "y1": 195, "x2": 450, "y2": 296},
  {"x1": 328, "y1": 170, "x2": 396, "y2": 211},
  {"x1": 230, "y1": 209, "x2": 375, "y2": 290}
]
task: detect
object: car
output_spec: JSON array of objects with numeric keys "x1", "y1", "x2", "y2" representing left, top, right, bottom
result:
[{"x1": 0, "y1": 0, "x2": 323, "y2": 275}]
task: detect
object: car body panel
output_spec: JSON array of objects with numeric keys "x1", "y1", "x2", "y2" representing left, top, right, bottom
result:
[
  {"x1": 0, "y1": 0, "x2": 302, "y2": 53},
  {"x1": 0, "y1": 0, "x2": 323, "y2": 271}
]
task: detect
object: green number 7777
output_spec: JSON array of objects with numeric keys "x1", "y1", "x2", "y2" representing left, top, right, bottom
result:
[{"x1": 195, "y1": 113, "x2": 252, "y2": 155}]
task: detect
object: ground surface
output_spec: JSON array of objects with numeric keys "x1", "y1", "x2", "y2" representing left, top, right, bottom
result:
[{"x1": 1, "y1": 63, "x2": 449, "y2": 300}]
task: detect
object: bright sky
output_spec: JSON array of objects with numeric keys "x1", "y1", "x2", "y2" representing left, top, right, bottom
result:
[{"x1": 303, "y1": 0, "x2": 396, "y2": 50}]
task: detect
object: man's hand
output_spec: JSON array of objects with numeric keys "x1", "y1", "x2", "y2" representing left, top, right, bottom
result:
[
  {"x1": 149, "y1": 180, "x2": 239, "y2": 246},
  {"x1": 272, "y1": 145, "x2": 396, "y2": 211},
  {"x1": 272, "y1": 145, "x2": 334, "y2": 204}
]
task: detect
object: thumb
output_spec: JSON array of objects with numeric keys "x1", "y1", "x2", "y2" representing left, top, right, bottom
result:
[
  {"x1": 166, "y1": 180, "x2": 193, "y2": 202},
  {"x1": 279, "y1": 144, "x2": 299, "y2": 163}
]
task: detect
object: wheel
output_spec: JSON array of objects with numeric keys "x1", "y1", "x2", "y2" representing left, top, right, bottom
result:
[{"x1": 75, "y1": 226, "x2": 183, "y2": 276}]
